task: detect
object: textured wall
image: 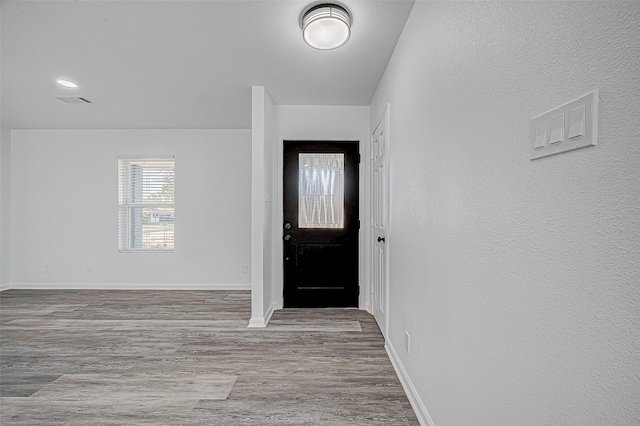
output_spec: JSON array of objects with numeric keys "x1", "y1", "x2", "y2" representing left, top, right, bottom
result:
[
  {"x1": 263, "y1": 90, "x2": 276, "y2": 314},
  {"x1": 0, "y1": 128, "x2": 10, "y2": 288},
  {"x1": 276, "y1": 105, "x2": 370, "y2": 140},
  {"x1": 10, "y1": 129, "x2": 251, "y2": 288},
  {"x1": 250, "y1": 86, "x2": 277, "y2": 325},
  {"x1": 370, "y1": 1, "x2": 640, "y2": 424}
]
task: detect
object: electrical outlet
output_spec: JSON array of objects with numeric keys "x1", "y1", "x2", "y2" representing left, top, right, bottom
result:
[
  {"x1": 44, "y1": 264, "x2": 50, "y2": 273},
  {"x1": 85, "y1": 263, "x2": 92, "y2": 272},
  {"x1": 242, "y1": 264, "x2": 249, "y2": 274},
  {"x1": 405, "y1": 331, "x2": 411, "y2": 354}
]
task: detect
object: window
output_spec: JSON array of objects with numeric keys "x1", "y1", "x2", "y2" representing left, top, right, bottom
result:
[
  {"x1": 118, "y1": 157, "x2": 175, "y2": 252},
  {"x1": 298, "y1": 153, "x2": 344, "y2": 229}
]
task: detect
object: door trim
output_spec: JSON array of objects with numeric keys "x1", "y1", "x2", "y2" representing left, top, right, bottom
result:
[{"x1": 273, "y1": 136, "x2": 367, "y2": 310}]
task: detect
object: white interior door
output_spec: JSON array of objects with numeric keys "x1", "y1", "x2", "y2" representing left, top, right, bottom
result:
[{"x1": 371, "y1": 109, "x2": 389, "y2": 338}]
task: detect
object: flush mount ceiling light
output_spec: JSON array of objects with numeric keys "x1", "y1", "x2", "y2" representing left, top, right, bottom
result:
[
  {"x1": 56, "y1": 79, "x2": 78, "y2": 88},
  {"x1": 302, "y1": 3, "x2": 351, "y2": 50}
]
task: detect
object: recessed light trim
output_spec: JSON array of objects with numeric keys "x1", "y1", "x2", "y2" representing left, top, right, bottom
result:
[
  {"x1": 302, "y1": 3, "x2": 351, "y2": 50},
  {"x1": 56, "y1": 79, "x2": 78, "y2": 88}
]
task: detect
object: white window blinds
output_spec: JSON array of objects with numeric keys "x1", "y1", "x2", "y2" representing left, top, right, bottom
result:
[{"x1": 118, "y1": 157, "x2": 175, "y2": 252}]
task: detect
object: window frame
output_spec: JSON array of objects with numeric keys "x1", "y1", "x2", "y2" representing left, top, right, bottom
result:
[{"x1": 117, "y1": 155, "x2": 175, "y2": 253}]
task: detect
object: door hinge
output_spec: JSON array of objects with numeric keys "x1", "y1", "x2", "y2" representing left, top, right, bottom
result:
[
  {"x1": 358, "y1": 153, "x2": 361, "y2": 163},
  {"x1": 358, "y1": 220, "x2": 361, "y2": 229},
  {"x1": 358, "y1": 286, "x2": 360, "y2": 296}
]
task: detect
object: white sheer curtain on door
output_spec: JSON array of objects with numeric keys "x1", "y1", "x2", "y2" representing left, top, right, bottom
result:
[{"x1": 299, "y1": 153, "x2": 345, "y2": 229}]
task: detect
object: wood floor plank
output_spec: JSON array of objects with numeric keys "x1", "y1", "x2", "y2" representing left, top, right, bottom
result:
[
  {"x1": 0, "y1": 397, "x2": 196, "y2": 426},
  {"x1": 189, "y1": 399, "x2": 418, "y2": 426},
  {"x1": 0, "y1": 355, "x2": 142, "y2": 376},
  {"x1": 30, "y1": 373, "x2": 237, "y2": 401}
]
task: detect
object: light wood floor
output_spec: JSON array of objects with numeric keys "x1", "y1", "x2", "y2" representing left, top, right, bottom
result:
[{"x1": 0, "y1": 290, "x2": 419, "y2": 425}]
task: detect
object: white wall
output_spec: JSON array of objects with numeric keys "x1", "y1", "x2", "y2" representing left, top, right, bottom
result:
[
  {"x1": 10, "y1": 129, "x2": 251, "y2": 289},
  {"x1": 263, "y1": 91, "x2": 276, "y2": 314},
  {"x1": 370, "y1": 1, "x2": 640, "y2": 425},
  {"x1": 275, "y1": 105, "x2": 370, "y2": 308},
  {"x1": 0, "y1": 127, "x2": 11, "y2": 289},
  {"x1": 276, "y1": 105, "x2": 369, "y2": 141},
  {"x1": 0, "y1": 4, "x2": 8, "y2": 289},
  {"x1": 250, "y1": 86, "x2": 277, "y2": 327}
]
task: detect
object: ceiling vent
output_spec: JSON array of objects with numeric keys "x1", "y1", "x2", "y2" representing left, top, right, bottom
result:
[{"x1": 54, "y1": 96, "x2": 92, "y2": 104}]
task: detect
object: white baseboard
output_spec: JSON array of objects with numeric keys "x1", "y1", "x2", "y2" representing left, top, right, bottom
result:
[
  {"x1": 386, "y1": 341, "x2": 435, "y2": 426},
  {"x1": 0, "y1": 283, "x2": 10, "y2": 292},
  {"x1": 247, "y1": 302, "x2": 276, "y2": 328},
  {"x1": 7, "y1": 283, "x2": 251, "y2": 291}
]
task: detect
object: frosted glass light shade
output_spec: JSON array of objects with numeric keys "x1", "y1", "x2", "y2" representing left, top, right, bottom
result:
[
  {"x1": 56, "y1": 79, "x2": 78, "y2": 88},
  {"x1": 302, "y1": 4, "x2": 351, "y2": 50}
]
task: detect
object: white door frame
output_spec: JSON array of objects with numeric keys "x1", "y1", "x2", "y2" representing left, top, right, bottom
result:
[{"x1": 272, "y1": 136, "x2": 368, "y2": 310}]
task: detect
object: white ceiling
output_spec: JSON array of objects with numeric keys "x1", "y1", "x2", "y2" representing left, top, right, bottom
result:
[{"x1": 1, "y1": 0, "x2": 414, "y2": 129}]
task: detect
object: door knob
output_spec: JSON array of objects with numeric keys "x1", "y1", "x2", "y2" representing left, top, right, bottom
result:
[
  {"x1": 284, "y1": 234, "x2": 292, "y2": 241},
  {"x1": 377, "y1": 237, "x2": 386, "y2": 243},
  {"x1": 284, "y1": 222, "x2": 292, "y2": 230}
]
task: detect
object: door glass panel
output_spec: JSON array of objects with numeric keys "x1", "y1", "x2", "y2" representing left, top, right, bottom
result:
[{"x1": 299, "y1": 153, "x2": 344, "y2": 229}]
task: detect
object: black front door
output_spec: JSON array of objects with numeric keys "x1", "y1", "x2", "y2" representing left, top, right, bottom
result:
[{"x1": 283, "y1": 141, "x2": 359, "y2": 308}]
